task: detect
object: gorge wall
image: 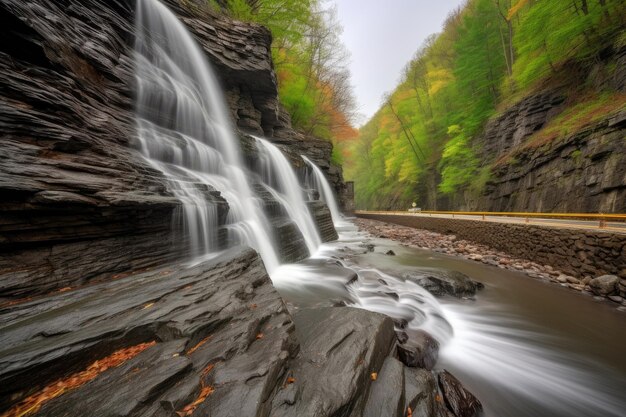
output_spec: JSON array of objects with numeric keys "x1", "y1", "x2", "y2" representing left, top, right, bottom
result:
[
  {"x1": 0, "y1": 0, "x2": 345, "y2": 300},
  {"x1": 461, "y1": 49, "x2": 626, "y2": 213}
]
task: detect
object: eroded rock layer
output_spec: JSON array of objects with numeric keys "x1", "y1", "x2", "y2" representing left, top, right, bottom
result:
[{"x1": 0, "y1": 0, "x2": 344, "y2": 299}]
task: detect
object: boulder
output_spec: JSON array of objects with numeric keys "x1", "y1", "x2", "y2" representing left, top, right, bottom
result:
[
  {"x1": 404, "y1": 270, "x2": 483, "y2": 298},
  {"x1": 271, "y1": 307, "x2": 396, "y2": 417},
  {"x1": 589, "y1": 275, "x2": 619, "y2": 296},
  {"x1": 397, "y1": 330, "x2": 440, "y2": 370},
  {"x1": 438, "y1": 370, "x2": 482, "y2": 417},
  {"x1": 363, "y1": 357, "x2": 406, "y2": 417}
]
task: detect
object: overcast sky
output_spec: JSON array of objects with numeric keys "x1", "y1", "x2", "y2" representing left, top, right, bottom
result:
[{"x1": 332, "y1": 0, "x2": 466, "y2": 124}]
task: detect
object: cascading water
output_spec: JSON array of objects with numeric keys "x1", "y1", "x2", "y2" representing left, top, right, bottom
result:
[
  {"x1": 302, "y1": 155, "x2": 344, "y2": 225},
  {"x1": 255, "y1": 137, "x2": 322, "y2": 254},
  {"x1": 135, "y1": 0, "x2": 281, "y2": 270}
]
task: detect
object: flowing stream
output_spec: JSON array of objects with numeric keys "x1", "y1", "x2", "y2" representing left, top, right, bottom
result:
[{"x1": 134, "y1": 1, "x2": 626, "y2": 416}]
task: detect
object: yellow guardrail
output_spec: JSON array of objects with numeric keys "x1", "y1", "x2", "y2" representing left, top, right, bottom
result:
[{"x1": 355, "y1": 210, "x2": 626, "y2": 229}]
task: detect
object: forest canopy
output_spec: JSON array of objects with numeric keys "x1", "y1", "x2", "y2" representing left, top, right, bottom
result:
[{"x1": 342, "y1": 0, "x2": 625, "y2": 210}]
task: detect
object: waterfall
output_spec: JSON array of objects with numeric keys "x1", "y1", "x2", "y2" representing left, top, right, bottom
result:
[
  {"x1": 255, "y1": 137, "x2": 322, "y2": 254},
  {"x1": 134, "y1": 0, "x2": 280, "y2": 271},
  {"x1": 302, "y1": 156, "x2": 344, "y2": 225}
]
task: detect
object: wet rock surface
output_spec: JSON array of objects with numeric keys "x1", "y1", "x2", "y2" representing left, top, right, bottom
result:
[
  {"x1": 404, "y1": 368, "x2": 437, "y2": 417},
  {"x1": 403, "y1": 270, "x2": 482, "y2": 298},
  {"x1": 397, "y1": 331, "x2": 440, "y2": 370},
  {"x1": 362, "y1": 357, "x2": 405, "y2": 417},
  {"x1": 308, "y1": 200, "x2": 339, "y2": 242},
  {"x1": 438, "y1": 370, "x2": 483, "y2": 417},
  {"x1": 272, "y1": 307, "x2": 396, "y2": 417},
  {"x1": 0, "y1": 247, "x2": 297, "y2": 416}
]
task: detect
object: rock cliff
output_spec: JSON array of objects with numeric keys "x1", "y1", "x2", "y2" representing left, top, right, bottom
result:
[
  {"x1": 468, "y1": 48, "x2": 626, "y2": 213},
  {"x1": 0, "y1": 0, "x2": 344, "y2": 300}
]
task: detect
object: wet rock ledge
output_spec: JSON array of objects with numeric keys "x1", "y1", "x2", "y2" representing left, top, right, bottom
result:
[{"x1": 0, "y1": 246, "x2": 480, "y2": 417}]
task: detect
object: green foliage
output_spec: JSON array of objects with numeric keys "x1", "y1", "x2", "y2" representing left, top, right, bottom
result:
[
  {"x1": 513, "y1": 0, "x2": 625, "y2": 89},
  {"x1": 345, "y1": 0, "x2": 625, "y2": 210},
  {"x1": 438, "y1": 126, "x2": 478, "y2": 194},
  {"x1": 213, "y1": 0, "x2": 355, "y2": 143}
]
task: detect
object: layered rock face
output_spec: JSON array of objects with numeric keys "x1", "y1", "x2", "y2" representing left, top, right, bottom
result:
[
  {"x1": 0, "y1": 0, "x2": 343, "y2": 300},
  {"x1": 471, "y1": 49, "x2": 626, "y2": 213}
]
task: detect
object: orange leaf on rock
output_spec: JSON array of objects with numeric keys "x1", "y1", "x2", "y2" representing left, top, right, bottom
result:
[{"x1": 2, "y1": 341, "x2": 156, "y2": 417}]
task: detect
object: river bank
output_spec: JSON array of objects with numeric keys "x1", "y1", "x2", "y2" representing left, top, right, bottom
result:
[{"x1": 354, "y1": 218, "x2": 626, "y2": 311}]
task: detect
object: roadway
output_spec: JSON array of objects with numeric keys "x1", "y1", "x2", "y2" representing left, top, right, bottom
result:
[{"x1": 355, "y1": 211, "x2": 626, "y2": 234}]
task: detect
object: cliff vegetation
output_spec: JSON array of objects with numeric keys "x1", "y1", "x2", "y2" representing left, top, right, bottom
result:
[{"x1": 343, "y1": 0, "x2": 625, "y2": 211}]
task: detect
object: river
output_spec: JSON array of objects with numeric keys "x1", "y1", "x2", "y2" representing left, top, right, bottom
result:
[{"x1": 272, "y1": 222, "x2": 626, "y2": 417}]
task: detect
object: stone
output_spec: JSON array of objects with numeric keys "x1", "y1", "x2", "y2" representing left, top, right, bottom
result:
[
  {"x1": 271, "y1": 307, "x2": 396, "y2": 417},
  {"x1": 362, "y1": 357, "x2": 406, "y2": 417},
  {"x1": 589, "y1": 275, "x2": 619, "y2": 296},
  {"x1": 438, "y1": 370, "x2": 483, "y2": 417},
  {"x1": 397, "y1": 331, "x2": 440, "y2": 370},
  {"x1": 0, "y1": 247, "x2": 297, "y2": 415},
  {"x1": 386, "y1": 250, "x2": 396, "y2": 256},
  {"x1": 404, "y1": 270, "x2": 483, "y2": 298},
  {"x1": 307, "y1": 201, "x2": 339, "y2": 242},
  {"x1": 608, "y1": 295, "x2": 623, "y2": 303},
  {"x1": 404, "y1": 368, "x2": 437, "y2": 417}
]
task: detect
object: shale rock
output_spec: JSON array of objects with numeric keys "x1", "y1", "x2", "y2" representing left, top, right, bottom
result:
[
  {"x1": 404, "y1": 368, "x2": 437, "y2": 417},
  {"x1": 438, "y1": 370, "x2": 483, "y2": 417},
  {"x1": 308, "y1": 200, "x2": 339, "y2": 242},
  {"x1": 404, "y1": 270, "x2": 482, "y2": 298},
  {"x1": 0, "y1": 247, "x2": 297, "y2": 416},
  {"x1": 397, "y1": 330, "x2": 440, "y2": 370},
  {"x1": 362, "y1": 357, "x2": 406, "y2": 417},
  {"x1": 271, "y1": 307, "x2": 396, "y2": 417},
  {"x1": 0, "y1": 0, "x2": 342, "y2": 300}
]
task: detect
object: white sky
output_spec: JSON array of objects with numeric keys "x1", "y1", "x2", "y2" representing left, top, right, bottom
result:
[{"x1": 332, "y1": 0, "x2": 467, "y2": 124}]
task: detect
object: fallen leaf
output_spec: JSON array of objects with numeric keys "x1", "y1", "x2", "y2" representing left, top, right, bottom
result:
[
  {"x1": 407, "y1": 406, "x2": 413, "y2": 416},
  {"x1": 186, "y1": 336, "x2": 211, "y2": 355},
  {"x1": 435, "y1": 394, "x2": 442, "y2": 402},
  {"x1": 3, "y1": 341, "x2": 156, "y2": 417},
  {"x1": 370, "y1": 372, "x2": 377, "y2": 381},
  {"x1": 286, "y1": 377, "x2": 296, "y2": 384},
  {"x1": 256, "y1": 333, "x2": 264, "y2": 340},
  {"x1": 142, "y1": 302, "x2": 154, "y2": 309}
]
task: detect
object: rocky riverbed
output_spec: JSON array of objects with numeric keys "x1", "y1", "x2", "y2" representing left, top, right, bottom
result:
[{"x1": 355, "y1": 218, "x2": 626, "y2": 311}]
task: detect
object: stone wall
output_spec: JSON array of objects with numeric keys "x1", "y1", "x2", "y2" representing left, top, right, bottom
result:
[{"x1": 356, "y1": 213, "x2": 626, "y2": 281}]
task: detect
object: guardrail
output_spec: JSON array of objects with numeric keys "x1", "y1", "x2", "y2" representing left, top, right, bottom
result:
[{"x1": 355, "y1": 210, "x2": 626, "y2": 229}]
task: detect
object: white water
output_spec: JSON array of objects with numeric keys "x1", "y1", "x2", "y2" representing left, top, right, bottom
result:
[
  {"x1": 135, "y1": 0, "x2": 280, "y2": 270},
  {"x1": 302, "y1": 155, "x2": 345, "y2": 226},
  {"x1": 272, "y1": 228, "x2": 626, "y2": 417},
  {"x1": 255, "y1": 137, "x2": 322, "y2": 254}
]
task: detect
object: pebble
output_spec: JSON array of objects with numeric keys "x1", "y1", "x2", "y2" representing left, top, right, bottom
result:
[{"x1": 608, "y1": 295, "x2": 623, "y2": 303}]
